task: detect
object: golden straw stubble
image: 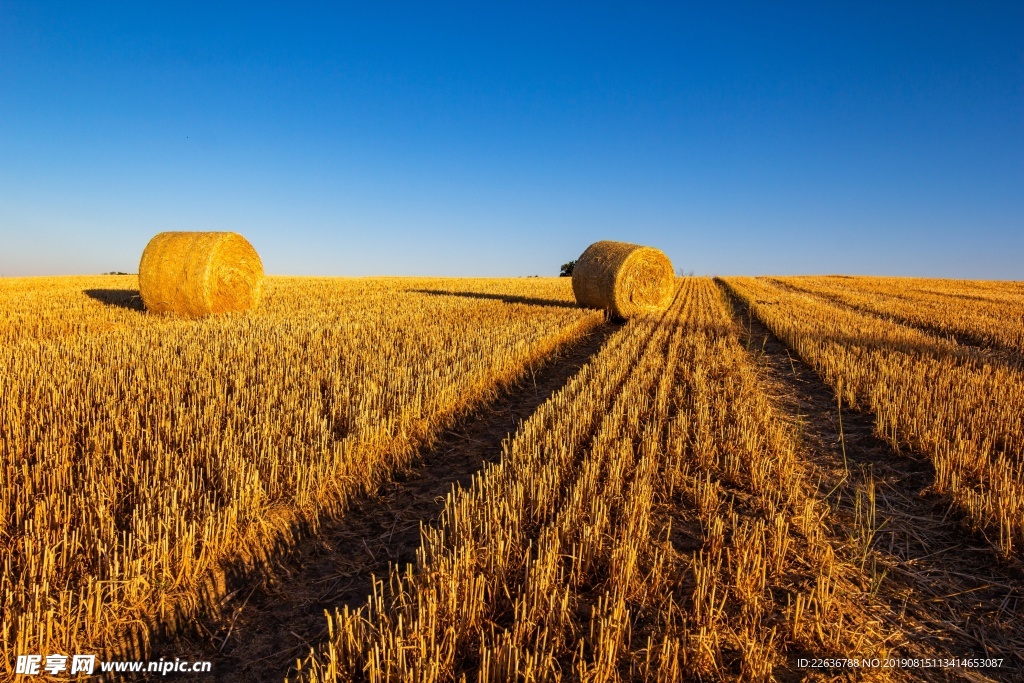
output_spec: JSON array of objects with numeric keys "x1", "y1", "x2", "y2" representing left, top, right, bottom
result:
[
  {"x1": 571, "y1": 240, "x2": 674, "y2": 318},
  {"x1": 138, "y1": 231, "x2": 264, "y2": 316}
]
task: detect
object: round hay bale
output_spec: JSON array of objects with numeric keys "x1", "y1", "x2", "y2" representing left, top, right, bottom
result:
[
  {"x1": 571, "y1": 240, "x2": 674, "y2": 319},
  {"x1": 138, "y1": 231, "x2": 264, "y2": 316}
]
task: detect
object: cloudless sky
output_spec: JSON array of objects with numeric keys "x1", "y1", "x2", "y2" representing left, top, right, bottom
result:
[{"x1": 1, "y1": 2, "x2": 1021, "y2": 278}]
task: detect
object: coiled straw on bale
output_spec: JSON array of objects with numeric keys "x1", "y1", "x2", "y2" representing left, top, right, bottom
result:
[
  {"x1": 138, "y1": 231, "x2": 264, "y2": 316},
  {"x1": 571, "y1": 240, "x2": 674, "y2": 319}
]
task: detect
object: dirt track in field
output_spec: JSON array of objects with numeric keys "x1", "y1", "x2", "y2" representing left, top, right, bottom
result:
[
  {"x1": 720, "y1": 281, "x2": 1024, "y2": 680},
  {"x1": 131, "y1": 320, "x2": 618, "y2": 683},
  {"x1": 762, "y1": 276, "x2": 1024, "y2": 368}
]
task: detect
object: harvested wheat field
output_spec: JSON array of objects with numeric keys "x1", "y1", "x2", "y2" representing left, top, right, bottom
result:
[{"x1": 2, "y1": 274, "x2": 1023, "y2": 682}]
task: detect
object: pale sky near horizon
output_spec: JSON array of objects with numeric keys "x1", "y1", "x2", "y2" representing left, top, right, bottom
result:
[{"x1": 1, "y1": 2, "x2": 1021, "y2": 279}]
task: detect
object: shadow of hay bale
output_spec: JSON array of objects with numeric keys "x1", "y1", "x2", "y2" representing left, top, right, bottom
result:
[
  {"x1": 408, "y1": 289, "x2": 582, "y2": 310},
  {"x1": 83, "y1": 289, "x2": 146, "y2": 312}
]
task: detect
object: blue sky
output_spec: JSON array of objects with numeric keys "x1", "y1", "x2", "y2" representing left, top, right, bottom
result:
[{"x1": 1, "y1": 2, "x2": 1021, "y2": 278}]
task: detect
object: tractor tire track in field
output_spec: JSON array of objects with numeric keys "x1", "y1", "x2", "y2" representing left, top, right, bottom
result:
[
  {"x1": 136, "y1": 321, "x2": 619, "y2": 683},
  {"x1": 762, "y1": 276, "x2": 1024, "y2": 366},
  {"x1": 719, "y1": 282, "x2": 1024, "y2": 678}
]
